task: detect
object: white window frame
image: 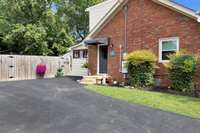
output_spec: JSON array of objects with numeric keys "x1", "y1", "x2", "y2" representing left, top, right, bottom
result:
[{"x1": 159, "y1": 37, "x2": 179, "y2": 63}]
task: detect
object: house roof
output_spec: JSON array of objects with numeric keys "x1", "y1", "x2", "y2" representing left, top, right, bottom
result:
[
  {"x1": 67, "y1": 42, "x2": 87, "y2": 51},
  {"x1": 86, "y1": 0, "x2": 200, "y2": 39}
]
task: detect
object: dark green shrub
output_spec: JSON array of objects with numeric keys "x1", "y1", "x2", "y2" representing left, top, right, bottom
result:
[
  {"x1": 168, "y1": 52, "x2": 198, "y2": 91},
  {"x1": 55, "y1": 68, "x2": 64, "y2": 77},
  {"x1": 126, "y1": 50, "x2": 157, "y2": 88}
]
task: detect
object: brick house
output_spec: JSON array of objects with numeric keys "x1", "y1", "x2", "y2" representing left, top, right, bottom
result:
[{"x1": 84, "y1": 0, "x2": 200, "y2": 87}]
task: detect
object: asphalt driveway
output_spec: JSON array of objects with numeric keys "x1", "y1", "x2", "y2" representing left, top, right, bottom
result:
[{"x1": 0, "y1": 78, "x2": 199, "y2": 133}]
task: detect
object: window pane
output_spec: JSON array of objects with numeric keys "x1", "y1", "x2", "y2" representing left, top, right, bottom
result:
[
  {"x1": 73, "y1": 50, "x2": 80, "y2": 58},
  {"x1": 83, "y1": 50, "x2": 88, "y2": 58},
  {"x1": 162, "y1": 51, "x2": 176, "y2": 60},
  {"x1": 162, "y1": 40, "x2": 177, "y2": 51},
  {"x1": 80, "y1": 50, "x2": 83, "y2": 58}
]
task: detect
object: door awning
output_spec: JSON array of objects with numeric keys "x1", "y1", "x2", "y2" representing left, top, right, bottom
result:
[{"x1": 84, "y1": 37, "x2": 111, "y2": 45}]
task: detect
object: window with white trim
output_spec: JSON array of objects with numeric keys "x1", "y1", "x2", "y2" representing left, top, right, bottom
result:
[{"x1": 159, "y1": 37, "x2": 179, "y2": 62}]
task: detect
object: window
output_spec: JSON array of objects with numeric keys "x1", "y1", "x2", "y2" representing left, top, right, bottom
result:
[
  {"x1": 73, "y1": 49, "x2": 88, "y2": 59},
  {"x1": 73, "y1": 50, "x2": 80, "y2": 58},
  {"x1": 83, "y1": 49, "x2": 88, "y2": 58},
  {"x1": 159, "y1": 37, "x2": 179, "y2": 62}
]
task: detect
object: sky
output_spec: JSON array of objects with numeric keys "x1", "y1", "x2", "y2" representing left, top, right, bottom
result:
[
  {"x1": 51, "y1": 0, "x2": 200, "y2": 12},
  {"x1": 174, "y1": 0, "x2": 200, "y2": 11}
]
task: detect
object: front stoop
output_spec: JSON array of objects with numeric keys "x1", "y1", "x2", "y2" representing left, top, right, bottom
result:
[{"x1": 80, "y1": 75, "x2": 109, "y2": 85}]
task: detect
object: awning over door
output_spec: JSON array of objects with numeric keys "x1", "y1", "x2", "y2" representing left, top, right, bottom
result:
[{"x1": 84, "y1": 37, "x2": 111, "y2": 45}]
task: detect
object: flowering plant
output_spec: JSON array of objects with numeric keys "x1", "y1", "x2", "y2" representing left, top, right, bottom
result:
[{"x1": 36, "y1": 64, "x2": 47, "y2": 76}]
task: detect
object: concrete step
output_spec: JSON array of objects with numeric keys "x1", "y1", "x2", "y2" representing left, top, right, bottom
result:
[
  {"x1": 79, "y1": 81, "x2": 96, "y2": 85},
  {"x1": 80, "y1": 75, "x2": 104, "y2": 85}
]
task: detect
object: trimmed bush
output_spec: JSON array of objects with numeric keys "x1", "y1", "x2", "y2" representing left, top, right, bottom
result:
[
  {"x1": 168, "y1": 52, "x2": 198, "y2": 91},
  {"x1": 126, "y1": 50, "x2": 157, "y2": 88}
]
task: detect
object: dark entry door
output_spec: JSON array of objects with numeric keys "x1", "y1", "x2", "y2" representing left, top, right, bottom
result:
[{"x1": 99, "y1": 46, "x2": 108, "y2": 74}]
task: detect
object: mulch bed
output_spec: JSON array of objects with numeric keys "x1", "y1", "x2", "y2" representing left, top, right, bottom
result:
[
  {"x1": 152, "y1": 87, "x2": 200, "y2": 98},
  {"x1": 110, "y1": 83, "x2": 200, "y2": 98}
]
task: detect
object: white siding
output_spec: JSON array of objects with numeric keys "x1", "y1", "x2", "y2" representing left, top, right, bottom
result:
[
  {"x1": 69, "y1": 58, "x2": 88, "y2": 76},
  {"x1": 63, "y1": 44, "x2": 88, "y2": 76},
  {"x1": 87, "y1": 0, "x2": 117, "y2": 31}
]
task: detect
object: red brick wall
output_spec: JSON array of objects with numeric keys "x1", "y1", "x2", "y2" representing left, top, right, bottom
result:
[
  {"x1": 88, "y1": 0, "x2": 200, "y2": 87},
  {"x1": 88, "y1": 45, "x2": 97, "y2": 75}
]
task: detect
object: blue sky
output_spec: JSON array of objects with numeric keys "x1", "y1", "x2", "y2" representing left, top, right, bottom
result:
[
  {"x1": 174, "y1": 0, "x2": 200, "y2": 11},
  {"x1": 51, "y1": 1, "x2": 200, "y2": 12}
]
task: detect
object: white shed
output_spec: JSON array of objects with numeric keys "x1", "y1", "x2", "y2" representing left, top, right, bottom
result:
[{"x1": 63, "y1": 43, "x2": 88, "y2": 76}]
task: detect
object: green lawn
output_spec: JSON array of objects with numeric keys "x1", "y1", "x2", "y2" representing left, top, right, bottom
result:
[{"x1": 85, "y1": 85, "x2": 200, "y2": 119}]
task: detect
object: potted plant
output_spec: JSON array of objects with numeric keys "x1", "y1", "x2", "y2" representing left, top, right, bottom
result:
[
  {"x1": 82, "y1": 62, "x2": 90, "y2": 75},
  {"x1": 36, "y1": 63, "x2": 47, "y2": 78},
  {"x1": 55, "y1": 68, "x2": 64, "y2": 77},
  {"x1": 82, "y1": 62, "x2": 88, "y2": 69}
]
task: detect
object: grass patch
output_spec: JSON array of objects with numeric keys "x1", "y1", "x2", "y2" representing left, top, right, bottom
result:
[{"x1": 85, "y1": 85, "x2": 200, "y2": 119}]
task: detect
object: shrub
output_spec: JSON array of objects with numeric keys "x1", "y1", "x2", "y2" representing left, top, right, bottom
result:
[
  {"x1": 126, "y1": 50, "x2": 157, "y2": 88},
  {"x1": 168, "y1": 52, "x2": 198, "y2": 91},
  {"x1": 55, "y1": 68, "x2": 64, "y2": 77},
  {"x1": 82, "y1": 62, "x2": 89, "y2": 69},
  {"x1": 36, "y1": 64, "x2": 47, "y2": 77}
]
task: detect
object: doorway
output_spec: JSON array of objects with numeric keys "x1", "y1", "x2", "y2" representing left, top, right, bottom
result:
[{"x1": 98, "y1": 45, "x2": 108, "y2": 74}]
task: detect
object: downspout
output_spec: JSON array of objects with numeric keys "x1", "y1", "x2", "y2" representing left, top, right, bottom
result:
[
  {"x1": 124, "y1": 5, "x2": 128, "y2": 53},
  {"x1": 120, "y1": 4, "x2": 128, "y2": 75}
]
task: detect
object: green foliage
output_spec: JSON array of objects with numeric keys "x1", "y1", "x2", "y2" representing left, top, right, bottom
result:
[
  {"x1": 126, "y1": 50, "x2": 157, "y2": 88},
  {"x1": 168, "y1": 52, "x2": 198, "y2": 91},
  {"x1": 0, "y1": 0, "x2": 74, "y2": 55},
  {"x1": 56, "y1": 0, "x2": 103, "y2": 41},
  {"x1": 0, "y1": 0, "x2": 102, "y2": 55},
  {"x1": 3, "y1": 24, "x2": 50, "y2": 55},
  {"x1": 55, "y1": 68, "x2": 64, "y2": 77},
  {"x1": 0, "y1": 0, "x2": 53, "y2": 24},
  {"x1": 82, "y1": 62, "x2": 89, "y2": 69},
  {"x1": 42, "y1": 9, "x2": 74, "y2": 55}
]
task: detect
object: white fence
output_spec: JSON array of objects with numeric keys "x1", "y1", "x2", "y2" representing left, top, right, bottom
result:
[{"x1": 0, "y1": 55, "x2": 70, "y2": 81}]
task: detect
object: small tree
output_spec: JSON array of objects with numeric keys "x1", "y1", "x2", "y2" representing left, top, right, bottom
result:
[
  {"x1": 168, "y1": 52, "x2": 198, "y2": 91},
  {"x1": 126, "y1": 50, "x2": 157, "y2": 88}
]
